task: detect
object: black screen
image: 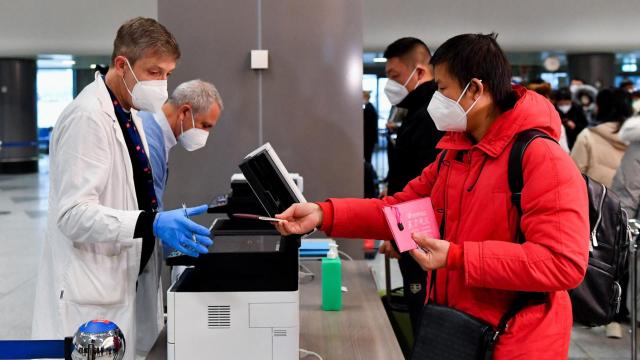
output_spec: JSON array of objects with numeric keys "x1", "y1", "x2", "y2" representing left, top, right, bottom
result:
[{"x1": 239, "y1": 151, "x2": 299, "y2": 216}]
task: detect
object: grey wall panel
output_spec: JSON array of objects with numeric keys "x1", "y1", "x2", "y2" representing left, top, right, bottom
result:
[
  {"x1": 261, "y1": 0, "x2": 364, "y2": 200},
  {"x1": 158, "y1": 1, "x2": 363, "y2": 211},
  {"x1": 158, "y1": 0, "x2": 260, "y2": 210}
]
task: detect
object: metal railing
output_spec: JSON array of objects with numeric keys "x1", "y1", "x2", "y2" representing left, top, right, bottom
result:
[{"x1": 370, "y1": 129, "x2": 389, "y2": 184}]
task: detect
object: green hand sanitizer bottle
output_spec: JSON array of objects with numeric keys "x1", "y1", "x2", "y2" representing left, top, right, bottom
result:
[{"x1": 322, "y1": 243, "x2": 342, "y2": 311}]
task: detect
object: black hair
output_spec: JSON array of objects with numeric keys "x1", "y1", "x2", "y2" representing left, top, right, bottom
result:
[
  {"x1": 383, "y1": 37, "x2": 431, "y2": 65},
  {"x1": 620, "y1": 79, "x2": 634, "y2": 89},
  {"x1": 556, "y1": 87, "x2": 573, "y2": 101},
  {"x1": 596, "y1": 88, "x2": 632, "y2": 124},
  {"x1": 430, "y1": 33, "x2": 515, "y2": 112}
]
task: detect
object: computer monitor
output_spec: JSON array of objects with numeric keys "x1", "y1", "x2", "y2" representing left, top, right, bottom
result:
[{"x1": 239, "y1": 142, "x2": 306, "y2": 217}]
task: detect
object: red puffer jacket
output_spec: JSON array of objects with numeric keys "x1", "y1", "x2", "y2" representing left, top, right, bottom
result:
[{"x1": 318, "y1": 86, "x2": 589, "y2": 359}]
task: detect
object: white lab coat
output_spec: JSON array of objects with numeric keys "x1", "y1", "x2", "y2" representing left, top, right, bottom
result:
[{"x1": 31, "y1": 72, "x2": 164, "y2": 359}]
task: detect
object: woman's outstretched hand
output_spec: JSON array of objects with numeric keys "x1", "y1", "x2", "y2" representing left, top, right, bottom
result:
[{"x1": 274, "y1": 203, "x2": 323, "y2": 235}]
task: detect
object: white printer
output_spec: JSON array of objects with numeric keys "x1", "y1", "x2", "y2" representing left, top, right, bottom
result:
[{"x1": 167, "y1": 143, "x2": 305, "y2": 360}]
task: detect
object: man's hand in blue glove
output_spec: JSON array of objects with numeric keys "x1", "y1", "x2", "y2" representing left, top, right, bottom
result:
[{"x1": 153, "y1": 204, "x2": 213, "y2": 257}]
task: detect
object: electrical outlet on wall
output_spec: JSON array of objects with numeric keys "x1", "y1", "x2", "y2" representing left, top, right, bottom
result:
[{"x1": 251, "y1": 50, "x2": 269, "y2": 70}]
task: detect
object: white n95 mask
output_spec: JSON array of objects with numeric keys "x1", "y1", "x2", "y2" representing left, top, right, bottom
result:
[
  {"x1": 384, "y1": 67, "x2": 418, "y2": 105},
  {"x1": 558, "y1": 104, "x2": 572, "y2": 114},
  {"x1": 122, "y1": 58, "x2": 168, "y2": 112},
  {"x1": 427, "y1": 80, "x2": 482, "y2": 132},
  {"x1": 178, "y1": 110, "x2": 209, "y2": 151}
]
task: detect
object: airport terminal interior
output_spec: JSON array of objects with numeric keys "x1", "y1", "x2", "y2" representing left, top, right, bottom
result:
[{"x1": 1, "y1": 0, "x2": 640, "y2": 359}]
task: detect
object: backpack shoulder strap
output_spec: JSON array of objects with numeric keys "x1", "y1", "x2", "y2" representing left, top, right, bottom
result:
[
  {"x1": 492, "y1": 130, "x2": 558, "y2": 341},
  {"x1": 437, "y1": 149, "x2": 448, "y2": 174},
  {"x1": 508, "y1": 129, "x2": 557, "y2": 227}
]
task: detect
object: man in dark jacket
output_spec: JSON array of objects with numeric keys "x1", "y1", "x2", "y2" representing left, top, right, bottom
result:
[
  {"x1": 363, "y1": 90, "x2": 379, "y2": 164},
  {"x1": 556, "y1": 87, "x2": 587, "y2": 149},
  {"x1": 363, "y1": 91, "x2": 380, "y2": 198},
  {"x1": 379, "y1": 37, "x2": 443, "y2": 333},
  {"x1": 384, "y1": 38, "x2": 443, "y2": 194}
]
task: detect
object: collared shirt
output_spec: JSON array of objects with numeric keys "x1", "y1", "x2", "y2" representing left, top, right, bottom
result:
[
  {"x1": 154, "y1": 110, "x2": 178, "y2": 160},
  {"x1": 139, "y1": 110, "x2": 182, "y2": 259},
  {"x1": 138, "y1": 110, "x2": 177, "y2": 212}
]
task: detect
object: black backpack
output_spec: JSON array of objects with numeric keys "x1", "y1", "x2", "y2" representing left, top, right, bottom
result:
[{"x1": 509, "y1": 129, "x2": 630, "y2": 326}]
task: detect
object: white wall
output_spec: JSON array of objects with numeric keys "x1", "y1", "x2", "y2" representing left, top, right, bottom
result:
[
  {"x1": 364, "y1": 0, "x2": 640, "y2": 52},
  {"x1": 0, "y1": 0, "x2": 157, "y2": 56}
]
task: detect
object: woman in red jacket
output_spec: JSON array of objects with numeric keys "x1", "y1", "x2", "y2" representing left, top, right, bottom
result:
[{"x1": 276, "y1": 33, "x2": 589, "y2": 359}]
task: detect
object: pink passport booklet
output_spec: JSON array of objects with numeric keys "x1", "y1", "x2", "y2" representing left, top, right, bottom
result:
[{"x1": 382, "y1": 197, "x2": 440, "y2": 252}]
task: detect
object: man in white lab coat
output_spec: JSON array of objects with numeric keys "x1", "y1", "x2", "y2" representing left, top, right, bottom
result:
[{"x1": 32, "y1": 17, "x2": 213, "y2": 359}]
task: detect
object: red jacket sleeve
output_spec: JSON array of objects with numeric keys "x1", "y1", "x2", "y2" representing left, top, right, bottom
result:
[
  {"x1": 464, "y1": 140, "x2": 590, "y2": 292},
  {"x1": 319, "y1": 159, "x2": 440, "y2": 240}
]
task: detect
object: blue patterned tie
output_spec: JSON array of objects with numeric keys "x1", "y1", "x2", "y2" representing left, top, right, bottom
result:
[{"x1": 106, "y1": 87, "x2": 159, "y2": 213}]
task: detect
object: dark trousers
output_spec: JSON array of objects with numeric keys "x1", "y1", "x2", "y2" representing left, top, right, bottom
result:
[
  {"x1": 398, "y1": 251, "x2": 428, "y2": 334},
  {"x1": 364, "y1": 161, "x2": 378, "y2": 198}
]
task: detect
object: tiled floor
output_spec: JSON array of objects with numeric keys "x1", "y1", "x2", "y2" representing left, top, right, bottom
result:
[
  {"x1": 0, "y1": 157, "x2": 48, "y2": 340},
  {"x1": 0, "y1": 156, "x2": 636, "y2": 359}
]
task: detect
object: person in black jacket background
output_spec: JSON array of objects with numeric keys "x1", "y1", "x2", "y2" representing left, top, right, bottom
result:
[
  {"x1": 556, "y1": 87, "x2": 588, "y2": 149},
  {"x1": 363, "y1": 90, "x2": 379, "y2": 164},
  {"x1": 379, "y1": 37, "x2": 444, "y2": 334},
  {"x1": 363, "y1": 90, "x2": 380, "y2": 198}
]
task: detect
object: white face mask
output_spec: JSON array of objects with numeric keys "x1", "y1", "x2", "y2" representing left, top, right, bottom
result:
[
  {"x1": 384, "y1": 67, "x2": 418, "y2": 105},
  {"x1": 122, "y1": 58, "x2": 168, "y2": 112},
  {"x1": 427, "y1": 80, "x2": 482, "y2": 132},
  {"x1": 178, "y1": 109, "x2": 209, "y2": 151},
  {"x1": 633, "y1": 99, "x2": 640, "y2": 114},
  {"x1": 558, "y1": 104, "x2": 572, "y2": 114}
]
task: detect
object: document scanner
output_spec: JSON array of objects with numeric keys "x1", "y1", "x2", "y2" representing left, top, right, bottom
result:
[{"x1": 167, "y1": 143, "x2": 305, "y2": 360}]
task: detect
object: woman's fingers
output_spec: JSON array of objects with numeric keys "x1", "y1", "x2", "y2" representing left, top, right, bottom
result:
[
  {"x1": 410, "y1": 234, "x2": 450, "y2": 270},
  {"x1": 409, "y1": 248, "x2": 431, "y2": 270},
  {"x1": 283, "y1": 220, "x2": 305, "y2": 234},
  {"x1": 412, "y1": 232, "x2": 429, "y2": 247},
  {"x1": 276, "y1": 204, "x2": 298, "y2": 220},
  {"x1": 412, "y1": 233, "x2": 437, "y2": 251},
  {"x1": 274, "y1": 222, "x2": 289, "y2": 235}
]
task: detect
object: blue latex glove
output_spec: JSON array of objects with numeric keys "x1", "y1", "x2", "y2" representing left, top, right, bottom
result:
[{"x1": 153, "y1": 204, "x2": 213, "y2": 257}]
